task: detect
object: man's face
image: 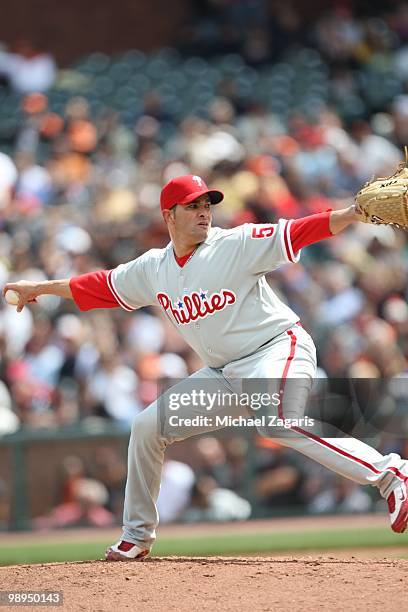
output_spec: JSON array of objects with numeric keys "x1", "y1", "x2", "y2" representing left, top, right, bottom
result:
[{"x1": 166, "y1": 194, "x2": 212, "y2": 243}]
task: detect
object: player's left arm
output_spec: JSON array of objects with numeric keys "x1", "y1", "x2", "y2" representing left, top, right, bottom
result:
[
  {"x1": 329, "y1": 204, "x2": 362, "y2": 234},
  {"x1": 240, "y1": 205, "x2": 361, "y2": 275},
  {"x1": 290, "y1": 205, "x2": 361, "y2": 253}
]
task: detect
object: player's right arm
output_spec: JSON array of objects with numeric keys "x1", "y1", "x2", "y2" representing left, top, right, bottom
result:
[
  {"x1": 3, "y1": 278, "x2": 74, "y2": 313},
  {"x1": 3, "y1": 254, "x2": 155, "y2": 313},
  {"x1": 3, "y1": 272, "x2": 118, "y2": 313}
]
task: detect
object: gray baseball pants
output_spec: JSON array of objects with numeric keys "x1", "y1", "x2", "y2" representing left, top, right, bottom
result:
[{"x1": 121, "y1": 324, "x2": 407, "y2": 549}]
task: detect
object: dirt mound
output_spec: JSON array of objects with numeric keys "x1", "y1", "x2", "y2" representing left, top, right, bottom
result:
[{"x1": 1, "y1": 555, "x2": 407, "y2": 611}]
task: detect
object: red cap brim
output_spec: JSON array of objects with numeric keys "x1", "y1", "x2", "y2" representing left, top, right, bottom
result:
[{"x1": 178, "y1": 189, "x2": 224, "y2": 206}]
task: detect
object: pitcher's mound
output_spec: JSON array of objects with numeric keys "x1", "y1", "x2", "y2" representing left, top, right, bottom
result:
[{"x1": 1, "y1": 555, "x2": 407, "y2": 611}]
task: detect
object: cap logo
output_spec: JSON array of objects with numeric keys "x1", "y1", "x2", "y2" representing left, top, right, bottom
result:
[{"x1": 192, "y1": 175, "x2": 203, "y2": 187}]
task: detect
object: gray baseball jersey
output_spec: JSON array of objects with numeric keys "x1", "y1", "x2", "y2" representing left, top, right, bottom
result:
[{"x1": 109, "y1": 219, "x2": 300, "y2": 368}]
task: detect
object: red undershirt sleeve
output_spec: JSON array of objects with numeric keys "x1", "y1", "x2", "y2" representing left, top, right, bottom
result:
[
  {"x1": 290, "y1": 211, "x2": 333, "y2": 255},
  {"x1": 69, "y1": 270, "x2": 120, "y2": 311}
]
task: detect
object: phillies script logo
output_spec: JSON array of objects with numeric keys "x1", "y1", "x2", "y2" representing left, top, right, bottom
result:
[{"x1": 156, "y1": 289, "x2": 236, "y2": 325}]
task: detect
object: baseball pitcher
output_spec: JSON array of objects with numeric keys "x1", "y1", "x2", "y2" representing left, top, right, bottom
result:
[{"x1": 4, "y1": 173, "x2": 408, "y2": 561}]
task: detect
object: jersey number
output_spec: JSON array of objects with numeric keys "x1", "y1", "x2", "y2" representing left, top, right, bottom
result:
[{"x1": 251, "y1": 226, "x2": 275, "y2": 239}]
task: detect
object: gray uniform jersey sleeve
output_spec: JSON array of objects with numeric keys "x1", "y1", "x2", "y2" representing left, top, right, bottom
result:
[
  {"x1": 109, "y1": 253, "x2": 155, "y2": 311},
  {"x1": 241, "y1": 219, "x2": 300, "y2": 276}
]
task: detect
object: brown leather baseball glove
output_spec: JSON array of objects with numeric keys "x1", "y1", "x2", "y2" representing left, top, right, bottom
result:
[{"x1": 355, "y1": 147, "x2": 408, "y2": 229}]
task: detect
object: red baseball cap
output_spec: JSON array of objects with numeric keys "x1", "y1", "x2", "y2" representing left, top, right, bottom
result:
[{"x1": 160, "y1": 174, "x2": 224, "y2": 211}]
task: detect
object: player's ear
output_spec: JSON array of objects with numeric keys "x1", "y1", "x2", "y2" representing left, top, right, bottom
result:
[{"x1": 162, "y1": 208, "x2": 176, "y2": 227}]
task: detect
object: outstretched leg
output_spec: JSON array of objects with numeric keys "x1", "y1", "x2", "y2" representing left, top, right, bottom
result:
[
  {"x1": 226, "y1": 324, "x2": 408, "y2": 533},
  {"x1": 275, "y1": 327, "x2": 408, "y2": 532}
]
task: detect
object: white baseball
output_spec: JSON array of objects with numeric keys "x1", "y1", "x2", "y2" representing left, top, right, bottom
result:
[{"x1": 4, "y1": 289, "x2": 20, "y2": 306}]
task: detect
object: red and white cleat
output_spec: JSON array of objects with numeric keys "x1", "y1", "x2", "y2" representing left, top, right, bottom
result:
[
  {"x1": 105, "y1": 540, "x2": 149, "y2": 561},
  {"x1": 387, "y1": 479, "x2": 408, "y2": 533}
]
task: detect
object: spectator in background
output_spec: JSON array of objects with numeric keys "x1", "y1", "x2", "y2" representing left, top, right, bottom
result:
[
  {"x1": 0, "y1": 152, "x2": 17, "y2": 213},
  {"x1": 195, "y1": 436, "x2": 233, "y2": 488},
  {"x1": 0, "y1": 379, "x2": 20, "y2": 436},
  {"x1": 57, "y1": 455, "x2": 86, "y2": 504},
  {"x1": 192, "y1": 435, "x2": 250, "y2": 497},
  {"x1": 157, "y1": 459, "x2": 196, "y2": 523},
  {"x1": 254, "y1": 439, "x2": 308, "y2": 515},
  {"x1": 0, "y1": 40, "x2": 56, "y2": 94},
  {"x1": 33, "y1": 477, "x2": 115, "y2": 529},
  {"x1": 183, "y1": 474, "x2": 251, "y2": 523},
  {"x1": 85, "y1": 348, "x2": 141, "y2": 427},
  {"x1": 91, "y1": 446, "x2": 127, "y2": 521},
  {"x1": 308, "y1": 477, "x2": 373, "y2": 515}
]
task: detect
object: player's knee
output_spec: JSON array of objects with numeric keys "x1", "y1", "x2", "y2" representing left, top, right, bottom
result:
[{"x1": 130, "y1": 407, "x2": 158, "y2": 441}]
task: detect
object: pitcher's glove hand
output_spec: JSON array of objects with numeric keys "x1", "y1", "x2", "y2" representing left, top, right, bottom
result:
[{"x1": 355, "y1": 147, "x2": 408, "y2": 229}]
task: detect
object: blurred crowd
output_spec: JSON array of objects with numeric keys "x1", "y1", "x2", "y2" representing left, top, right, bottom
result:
[{"x1": 1, "y1": 2, "x2": 408, "y2": 527}]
